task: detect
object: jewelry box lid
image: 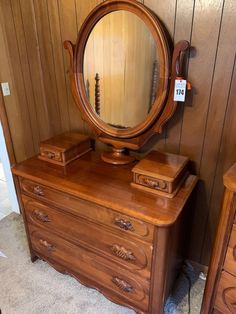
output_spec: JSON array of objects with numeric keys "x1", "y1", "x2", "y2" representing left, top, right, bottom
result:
[
  {"x1": 40, "y1": 132, "x2": 91, "y2": 153},
  {"x1": 132, "y1": 151, "x2": 189, "y2": 182}
]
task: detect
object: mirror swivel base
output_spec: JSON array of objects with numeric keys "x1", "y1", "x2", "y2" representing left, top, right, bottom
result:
[{"x1": 101, "y1": 148, "x2": 135, "y2": 165}]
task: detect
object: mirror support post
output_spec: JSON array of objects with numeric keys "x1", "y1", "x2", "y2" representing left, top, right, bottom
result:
[{"x1": 154, "y1": 40, "x2": 190, "y2": 133}]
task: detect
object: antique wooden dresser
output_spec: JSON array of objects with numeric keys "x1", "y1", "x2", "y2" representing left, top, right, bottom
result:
[
  {"x1": 13, "y1": 151, "x2": 197, "y2": 314},
  {"x1": 12, "y1": 1, "x2": 196, "y2": 312},
  {"x1": 201, "y1": 163, "x2": 236, "y2": 314}
]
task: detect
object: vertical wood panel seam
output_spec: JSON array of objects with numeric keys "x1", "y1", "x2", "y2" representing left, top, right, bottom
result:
[
  {"x1": 31, "y1": 0, "x2": 51, "y2": 136},
  {"x1": 164, "y1": 0, "x2": 178, "y2": 149},
  {"x1": 18, "y1": 0, "x2": 41, "y2": 140},
  {"x1": 164, "y1": 0, "x2": 183, "y2": 150},
  {"x1": 200, "y1": 53, "x2": 236, "y2": 262},
  {"x1": 74, "y1": 0, "x2": 85, "y2": 134},
  {"x1": 17, "y1": 0, "x2": 45, "y2": 149},
  {"x1": 57, "y1": 0, "x2": 72, "y2": 130},
  {"x1": 45, "y1": 0, "x2": 63, "y2": 132},
  {"x1": 198, "y1": 0, "x2": 225, "y2": 174},
  {"x1": 177, "y1": 0, "x2": 196, "y2": 154},
  {"x1": 197, "y1": 0, "x2": 225, "y2": 260},
  {"x1": 172, "y1": 0, "x2": 178, "y2": 41},
  {"x1": 74, "y1": 0, "x2": 79, "y2": 32},
  {"x1": 19, "y1": 0, "x2": 43, "y2": 139},
  {"x1": 9, "y1": 0, "x2": 36, "y2": 153}
]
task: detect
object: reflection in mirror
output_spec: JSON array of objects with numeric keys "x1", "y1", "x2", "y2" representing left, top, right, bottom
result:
[{"x1": 83, "y1": 10, "x2": 158, "y2": 129}]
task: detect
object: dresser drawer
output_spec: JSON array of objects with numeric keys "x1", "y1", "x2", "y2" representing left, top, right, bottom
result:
[
  {"x1": 23, "y1": 195, "x2": 152, "y2": 277},
  {"x1": 215, "y1": 271, "x2": 236, "y2": 314},
  {"x1": 29, "y1": 224, "x2": 149, "y2": 312},
  {"x1": 20, "y1": 178, "x2": 154, "y2": 242},
  {"x1": 224, "y1": 224, "x2": 236, "y2": 276}
]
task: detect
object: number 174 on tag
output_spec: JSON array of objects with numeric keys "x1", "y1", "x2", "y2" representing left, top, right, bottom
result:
[{"x1": 174, "y1": 79, "x2": 187, "y2": 102}]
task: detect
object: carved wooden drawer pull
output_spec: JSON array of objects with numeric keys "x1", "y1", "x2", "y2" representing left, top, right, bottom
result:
[
  {"x1": 39, "y1": 239, "x2": 55, "y2": 252},
  {"x1": 112, "y1": 277, "x2": 133, "y2": 293},
  {"x1": 33, "y1": 186, "x2": 45, "y2": 196},
  {"x1": 114, "y1": 218, "x2": 134, "y2": 231},
  {"x1": 33, "y1": 209, "x2": 50, "y2": 223},
  {"x1": 44, "y1": 151, "x2": 56, "y2": 159},
  {"x1": 111, "y1": 244, "x2": 136, "y2": 261},
  {"x1": 223, "y1": 287, "x2": 236, "y2": 312},
  {"x1": 144, "y1": 178, "x2": 159, "y2": 188},
  {"x1": 143, "y1": 178, "x2": 167, "y2": 190}
]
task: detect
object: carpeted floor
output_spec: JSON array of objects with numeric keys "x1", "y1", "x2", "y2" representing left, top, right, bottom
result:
[{"x1": 0, "y1": 213, "x2": 205, "y2": 314}]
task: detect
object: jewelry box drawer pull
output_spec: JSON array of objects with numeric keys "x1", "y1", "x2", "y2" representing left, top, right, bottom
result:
[
  {"x1": 33, "y1": 209, "x2": 50, "y2": 223},
  {"x1": 39, "y1": 239, "x2": 55, "y2": 252},
  {"x1": 33, "y1": 186, "x2": 45, "y2": 196},
  {"x1": 112, "y1": 276, "x2": 133, "y2": 293},
  {"x1": 114, "y1": 218, "x2": 134, "y2": 231},
  {"x1": 111, "y1": 244, "x2": 136, "y2": 261},
  {"x1": 143, "y1": 177, "x2": 167, "y2": 190},
  {"x1": 44, "y1": 151, "x2": 56, "y2": 159},
  {"x1": 144, "y1": 178, "x2": 159, "y2": 188}
]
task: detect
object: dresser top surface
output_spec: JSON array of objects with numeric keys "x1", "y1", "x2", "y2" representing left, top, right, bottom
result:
[{"x1": 13, "y1": 151, "x2": 197, "y2": 226}]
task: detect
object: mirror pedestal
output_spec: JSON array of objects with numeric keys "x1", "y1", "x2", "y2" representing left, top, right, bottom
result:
[{"x1": 101, "y1": 148, "x2": 135, "y2": 165}]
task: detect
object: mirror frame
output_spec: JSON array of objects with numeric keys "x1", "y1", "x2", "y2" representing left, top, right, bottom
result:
[{"x1": 64, "y1": 0, "x2": 190, "y2": 164}]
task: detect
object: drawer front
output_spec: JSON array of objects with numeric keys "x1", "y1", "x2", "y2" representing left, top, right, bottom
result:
[
  {"x1": 215, "y1": 271, "x2": 236, "y2": 314},
  {"x1": 29, "y1": 224, "x2": 149, "y2": 312},
  {"x1": 20, "y1": 178, "x2": 154, "y2": 242},
  {"x1": 224, "y1": 224, "x2": 236, "y2": 276},
  {"x1": 23, "y1": 196, "x2": 152, "y2": 277},
  {"x1": 134, "y1": 173, "x2": 169, "y2": 193},
  {"x1": 39, "y1": 147, "x2": 62, "y2": 162}
]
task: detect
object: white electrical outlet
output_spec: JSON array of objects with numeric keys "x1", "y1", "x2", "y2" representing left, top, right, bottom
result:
[{"x1": 1, "y1": 82, "x2": 11, "y2": 96}]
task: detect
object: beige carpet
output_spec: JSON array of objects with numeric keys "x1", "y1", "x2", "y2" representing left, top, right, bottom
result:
[{"x1": 0, "y1": 213, "x2": 205, "y2": 314}]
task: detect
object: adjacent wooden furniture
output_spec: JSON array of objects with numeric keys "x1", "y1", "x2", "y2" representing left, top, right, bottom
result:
[
  {"x1": 201, "y1": 163, "x2": 236, "y2": 314},
  {"x1": 12, "y1": 152, "x2": 197, "y2": 314}
]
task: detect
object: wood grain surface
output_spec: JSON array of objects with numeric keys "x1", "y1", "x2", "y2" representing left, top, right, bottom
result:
[{"x1": 12, "y1": 152, "x2": 197, "y2": 227}]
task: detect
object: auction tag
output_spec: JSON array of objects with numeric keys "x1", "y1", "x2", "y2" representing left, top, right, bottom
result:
[{"x1": 174, "y1": 79, "x2": 187, "y2": 102}]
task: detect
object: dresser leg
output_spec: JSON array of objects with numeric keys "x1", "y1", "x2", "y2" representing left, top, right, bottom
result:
[{"x1": 30, "y1": 254, "x2": 38, "y2": 263}]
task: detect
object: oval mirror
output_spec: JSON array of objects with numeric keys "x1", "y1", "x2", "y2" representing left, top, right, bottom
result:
[
  {"x1": 65, "y1": 0, "x2": 190, "y2": 164},
  {"x1": 83, "y1": 10, "x2": 158, "y2": 129}
]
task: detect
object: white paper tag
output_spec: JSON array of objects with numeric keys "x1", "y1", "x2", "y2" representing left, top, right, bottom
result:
[{"x1": 174, "y1": 79, "x2": 187, "y2": 102}]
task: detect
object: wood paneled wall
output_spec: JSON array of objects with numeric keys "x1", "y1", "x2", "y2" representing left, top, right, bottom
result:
[{"x1": 0, "y1": 0, "x2": 235, "y2": 265}]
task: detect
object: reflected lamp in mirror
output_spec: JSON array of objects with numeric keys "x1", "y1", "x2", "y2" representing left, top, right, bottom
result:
[{"x1": 64, "y1": 0, "x2": 190, "y2": 165}]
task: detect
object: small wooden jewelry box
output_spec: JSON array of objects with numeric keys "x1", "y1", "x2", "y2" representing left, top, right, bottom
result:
[
  {"x1": 131, "y1": 151, "x2": 189, "y2": 198},
  {"x1": 39, "y1": 132, "x2": 92, "y2": 166}
]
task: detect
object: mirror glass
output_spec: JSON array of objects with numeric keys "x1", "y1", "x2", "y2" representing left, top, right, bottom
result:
[{"x1": 83, "y1": 10, "x2": 158, "y2": 129}]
